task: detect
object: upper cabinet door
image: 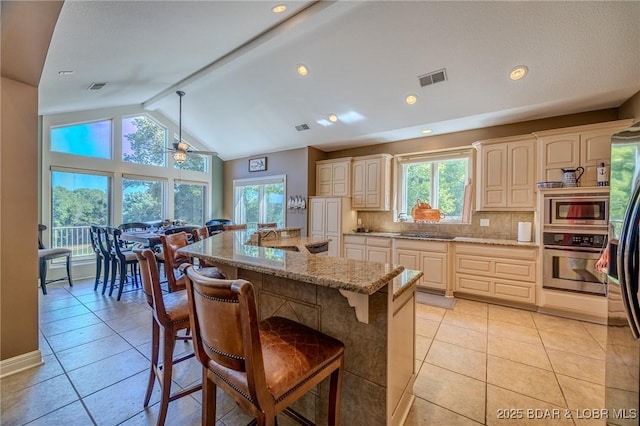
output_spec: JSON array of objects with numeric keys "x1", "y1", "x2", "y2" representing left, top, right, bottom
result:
[
  {"x1": 539, "y1": 134, "x2": 580, "y2": 183},
  {"x1": 475, "y1": 136, "x2": 535, "y2": 211},
  {"x1": 351, "y1": 154, "x2": 392, "y2": 211},
  {"x1": 315, "y1": 159, "x2": 351, "y2": 197},
  {"x1": 309, "y1": 197, "x2": 326, "y2": 235},
  {"x1": 580, "y1": 130, "x2": 614, "y2": 187}
]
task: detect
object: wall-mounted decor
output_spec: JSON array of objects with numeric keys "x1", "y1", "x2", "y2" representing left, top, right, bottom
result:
[{"x1": 249, "y1": 157, "x2": 267, "y2": 172}]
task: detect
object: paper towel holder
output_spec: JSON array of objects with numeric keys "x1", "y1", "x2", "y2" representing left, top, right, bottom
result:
[{"x1": 517, "y1": 222, "x2": 532, "y2": 242}]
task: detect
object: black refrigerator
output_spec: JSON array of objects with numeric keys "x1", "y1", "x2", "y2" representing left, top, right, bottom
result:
[{"x1": 606, "y1": 122, "x2": 640, "y2": 425}]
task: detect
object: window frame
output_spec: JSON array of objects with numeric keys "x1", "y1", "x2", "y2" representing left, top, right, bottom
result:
[
  {"x1": 395, "y1": 149, "x2": 473, "y2": 224},
  {"x1": 232, "y1": 175, "x2": 287, "y2": 231}
]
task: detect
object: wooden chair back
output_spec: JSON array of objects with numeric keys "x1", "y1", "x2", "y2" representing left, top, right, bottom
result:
[
  {"x1": 134, "y1": 248, "x2": 166, "y2": 318},
  {"x1": 257, "y1": 222, "x2": 277, "y2": 229},
  {"x1": 223, "y1": 224, "x2": 247, "y2": 231},
  {"x1": 191, "y1": 226, "x2": 209, "y2": 242},
  {"x1": 159, "y1": 231, "x2": 191, "y2": 291}
]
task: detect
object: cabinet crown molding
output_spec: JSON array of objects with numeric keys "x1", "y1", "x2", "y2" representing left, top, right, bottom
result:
[
  {"x1": 473, "y1": 134, "x2": 536, "y2": 148},
  {"x1": 316, "y1": 157, "x2": 353, "y2": 164},
  {"x1": 532, "y1": 118, "x2": 635, "y2": 138}
]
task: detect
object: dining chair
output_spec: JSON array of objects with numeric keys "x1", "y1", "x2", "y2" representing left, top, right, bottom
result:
[
  {"x1": 37, "y1": 224, "x2": 73, "y2": 295},
  {"x1": 183, "y1": 265, "x2": 345, "y2": 426},
  {"x1": 190, "y1": 226, "x2": 217, "y2": 268},
  {"x1": 134, "y1": 249, "x2": 201, "y2": 426},
  {"x1": 257, "y1": 222, "x2": 278, "y2": 229},
  {"x1": 223, "y1": 224, "x2": 247, "y2": 231},
  {"x1": 104, "y1": 226, "x2": 140, "y2": 300},
  {"x1": 159, "y1": 231, "x2": 224, "y2": 293},
  {"x1": 89, "y1": 225, "x2": 105, "y2": 291},
  {"x1": 118, "y1": 222, "x2": 152, "y2": 232}
]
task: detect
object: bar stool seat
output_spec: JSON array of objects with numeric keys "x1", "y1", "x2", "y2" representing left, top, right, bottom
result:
[
  {"x1": 184, "y1": 266, "x2": 345, "y2": 425},
  {"x1": 38, "y1": 224, "x2": 73, "y2": 295}
]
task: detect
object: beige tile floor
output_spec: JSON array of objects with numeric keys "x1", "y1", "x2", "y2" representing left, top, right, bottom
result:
[{"x1": 1, "y1": 280, "x2": 607, "y2": 425}]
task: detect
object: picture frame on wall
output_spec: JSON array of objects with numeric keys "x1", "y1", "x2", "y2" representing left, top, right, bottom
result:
[{"x1": 249, "y1": 157, "x2": 267, "y2": 172}]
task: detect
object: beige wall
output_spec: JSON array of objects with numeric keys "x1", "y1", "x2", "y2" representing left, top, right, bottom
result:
[
  {"x1": 1, "y1": 1, "x2": 63, "y2": 362},
  {"x1": 325, "y1": 109, "x2": 619, "y2": 159},
  {"x1": 619, "y1": 90, "x2": 640, "y2": 121},
  {"x1": 223, "y1": 147, "x2": 311, "y2": 234}
]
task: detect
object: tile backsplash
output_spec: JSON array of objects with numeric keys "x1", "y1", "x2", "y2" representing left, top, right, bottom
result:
[{"x1": 355, "y1": 211, "x2": 535, "y2": 241}]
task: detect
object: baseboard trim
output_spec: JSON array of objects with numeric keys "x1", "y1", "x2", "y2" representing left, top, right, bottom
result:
[{"x1": 0, "y1": 350, "x2": 43, "y2": 378}]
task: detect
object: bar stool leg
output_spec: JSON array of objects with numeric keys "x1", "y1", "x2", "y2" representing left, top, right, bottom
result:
[
  {"x1": 158, "y1": 330, "x2": 177, "y2": 425},
  {"x1": 202, "y1": 372, "x2": 216, "y2": 425},
  {"x1": 65, "y1": 254, "x2": 73, "y2": 287},
  {"x1": 144, "y1": 320, "x2": 160, "y2": 407},
  {"x1": 39, "y1": 258, "x2": 48, "y2": 295}
]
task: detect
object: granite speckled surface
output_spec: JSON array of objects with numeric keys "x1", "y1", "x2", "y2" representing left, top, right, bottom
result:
[
  {"x1": 345, "y1": 232, "x2": 538, "y2": 247},
  {"x1": 178, "y1": 231, "x2": 422, "y2": 296}
]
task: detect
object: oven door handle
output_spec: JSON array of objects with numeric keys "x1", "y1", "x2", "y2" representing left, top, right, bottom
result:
[{"x1": 544, "y1": 246, "x2": 603, "y2": 254}]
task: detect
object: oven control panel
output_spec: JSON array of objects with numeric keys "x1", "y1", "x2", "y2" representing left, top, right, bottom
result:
[{"x1": 543, "y1": 232, "x2": 607, "y2": 248}]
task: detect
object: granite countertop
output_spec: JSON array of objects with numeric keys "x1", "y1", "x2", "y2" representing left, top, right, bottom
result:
[
  {"x1": 344, "y1": 231, "x2": 538, "y2": 247},
  {"x1": 179, "y1": 231, "x2": 422, "y2": 296}
]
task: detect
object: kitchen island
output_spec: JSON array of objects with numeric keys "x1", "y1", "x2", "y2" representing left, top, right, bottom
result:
[{"x1": 179, "y1": 230, "x2": 422, "y2": 426}]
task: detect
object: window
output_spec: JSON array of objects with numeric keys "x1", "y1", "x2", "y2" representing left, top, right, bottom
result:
[
  {"x1": 122, "y1": 116, "x2": 166, "y2": 166},
  {"x1": 51, "y1": 120, "x2": 112, "y2": 159},
  {"x1": 51, "y1": 169, "x2": 111, "y2": 259},
  {"x1": 173, "y1": 137, "x2": 208, "y2": 172},
  {"x1": 397, "y1": 151, "x2": 471, "y2": 223},
  {"x1": 122, "y1": 176, "x2": 165, "y2": 223},
  {"x1": 233, "y1": 176, "x2": 286, "y2": 231},
  {"x1": 174, "y1": 181, "x2": 206, "y2": 225}
]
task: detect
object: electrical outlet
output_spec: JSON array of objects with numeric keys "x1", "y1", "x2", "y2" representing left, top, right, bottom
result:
[{"x1": 480, "y1": 218, "x2": 490, "y2": 227}]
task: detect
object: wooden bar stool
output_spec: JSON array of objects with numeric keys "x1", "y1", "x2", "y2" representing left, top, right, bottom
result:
[
  {"x1": 183, "y1": 265, "x2": 345, "y2": 426},
  {"x1": 159, "y1": 232, "x2": 224, "y2": 292},
  {"x1": 134, "y1": 249, "x2": 200, "y2": 426}
]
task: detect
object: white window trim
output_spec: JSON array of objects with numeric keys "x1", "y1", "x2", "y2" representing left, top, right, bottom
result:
[
  {"x1": 395, "y1": 148, "x2": 473, "y2": 224},
  {"x1": 233, "y1": 175, "x2": 287, "y2": 228}
]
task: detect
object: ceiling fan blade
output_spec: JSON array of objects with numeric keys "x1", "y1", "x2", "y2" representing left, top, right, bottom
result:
[{"x1": 187, "y1": 150, "x2": 219, "y2": 156}]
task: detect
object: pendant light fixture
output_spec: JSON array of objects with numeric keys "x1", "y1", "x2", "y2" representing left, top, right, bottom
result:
[{"x1": 173, "y1": 90, "x2": 188, "y2": 164}]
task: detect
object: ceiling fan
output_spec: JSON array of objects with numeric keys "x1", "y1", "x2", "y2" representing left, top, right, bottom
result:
[{"x1": 167, "y1": 90, "x2": 218, "y2": 164}]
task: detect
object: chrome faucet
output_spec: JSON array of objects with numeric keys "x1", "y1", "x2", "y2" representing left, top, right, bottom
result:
[{"x1": 257, "y1": 229, "x2": 278, "y2": 245}]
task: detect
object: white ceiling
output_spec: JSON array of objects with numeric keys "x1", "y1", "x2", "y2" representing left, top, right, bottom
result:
[{"x1": 40, "y1": 1, "x2": 640, "y2": 161}]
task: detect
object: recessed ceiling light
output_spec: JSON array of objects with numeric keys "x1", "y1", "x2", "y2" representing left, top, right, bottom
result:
[
  {"x1": 405, "y1": 94, "x2": 418, "y2": 105},
  {"x1": 272, "y1": 4, "x2": 287, "y2": 13},
  {"x1": 421, "y1": 129, "x2": 432, "y2": 135},
  {"x1": 296, "y1": 64, "x2": 308, "y2": 76},
  {"x1": 509, "y1": 65, "x2": 528, "y2": 81},
  {"x1": 328, "y1": 114, "x2": 338, "y2": 123},
  {"x1": 58, "y1": 70, "x2": 74, "y2": 75}
]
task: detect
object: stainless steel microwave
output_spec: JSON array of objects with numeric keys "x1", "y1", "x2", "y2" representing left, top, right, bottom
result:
[{"x1": 545, "y1": 196, "x2": 609, "y2": 226}]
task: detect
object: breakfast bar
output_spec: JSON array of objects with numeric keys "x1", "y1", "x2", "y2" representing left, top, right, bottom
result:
[{"x1": 179, "y1": 230, "x2": 422, "y2": 426}]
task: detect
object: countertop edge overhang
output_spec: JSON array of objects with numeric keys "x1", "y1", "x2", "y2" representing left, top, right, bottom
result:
[{"x1": 178, "y1": 231, "x2": 420, "y2": 296}]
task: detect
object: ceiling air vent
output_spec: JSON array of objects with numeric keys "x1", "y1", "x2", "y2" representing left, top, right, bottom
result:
[
  {"x1": 87, "y1": 82, "x2": 107, "y2": 91},
  {"x1": 295, "y1": 123, "x2": 310, "y2": 131},
  {"x1": 418, "y1": 69, "x2": 447, "y2": 87}
]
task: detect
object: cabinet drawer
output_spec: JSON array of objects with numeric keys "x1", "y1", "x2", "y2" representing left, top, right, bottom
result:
[
  {"x1": 494, "y1": 280, "x2": 535, "y2": 303},
  {"x1": 456, "y1": 274, "x2": 491, "y2": 294},
  {"x1": 394, "y1": 239, "x2": 449, "y2": 252},
  {"x1": 366, "y1": 236, "x2": 392, "y2": 248},
  {"x1": 455, "y1": 243, "x2": 536, "y2": 261},
  {"x1": 495, "y1": 260, "x2": 536, "y2": 282},
  {"x1": 344, "y1": 235, "x2": 366, "y2": 245},
  {"x1": 456, "y1": 255, "x2": 492, "y2": 274}
]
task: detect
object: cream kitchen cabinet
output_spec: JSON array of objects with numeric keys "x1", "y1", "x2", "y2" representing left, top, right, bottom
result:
[
  {"x1": 454, "y1": 243, "x2": 537, "y2": 304},
  {"x1": 316, "y1": 158, "x2": 352, "y2": 197},
  {"x1": 343, "y1": 234, "x2": 392, "y2": 263},
  {"x1": 309, "y1": 197, "x2": 357, "y2": 257},
  {"x1": 474, "y1": 135, "x2": 536, "y2": 211},
  {"x1": 352, "y1": 154, "x2": 392, "y2": 210},
  {"x1": 393, "y1": 238, "x2": 450, "y2": 294},
  {"x1": 534, "y1": 119, "x2": 634, "y2": 187}
]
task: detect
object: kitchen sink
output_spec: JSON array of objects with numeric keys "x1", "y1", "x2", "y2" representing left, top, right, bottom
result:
[{"x1": 399, "y1": 233, "x2": 456, "y2": 240}]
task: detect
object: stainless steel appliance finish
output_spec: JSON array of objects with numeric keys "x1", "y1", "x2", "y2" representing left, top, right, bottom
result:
[
  {"x1": 543, "y1": 232, "x2": 607, "y2": 296},
  {"x1": 606, "y1": 122, "x2": 640, "y2": 423},
  {"x1": 545, "y1": 195, "x2": 609, "y2": 226}
]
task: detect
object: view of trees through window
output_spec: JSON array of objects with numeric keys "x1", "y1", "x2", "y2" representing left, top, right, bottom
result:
[
  {"x1": 122, "y1": 116, "x2": 166, "y2": 166},
  {"x1": 174, "y1": 182, "x2": 206, "y2": 224},
  {"x1": 122, "y1": 178, "x2": 164, "y2": 223},
  {"x1": 51, "y1": 170, "x2": 110, "y2": 257},
  {"x1": 402, "y1": 157, "x2": 468, "y2": 221},
  {"x1": 610, "y1": 142, "x2": 640, "y2": 237},
  {"x1": 234, "y1": 178, "x2": 285, "y2": 231}
]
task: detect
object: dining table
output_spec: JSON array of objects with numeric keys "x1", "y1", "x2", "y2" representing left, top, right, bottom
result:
[{"x1": 120, "y1": 226, "x2": 198, "y2": 248}]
